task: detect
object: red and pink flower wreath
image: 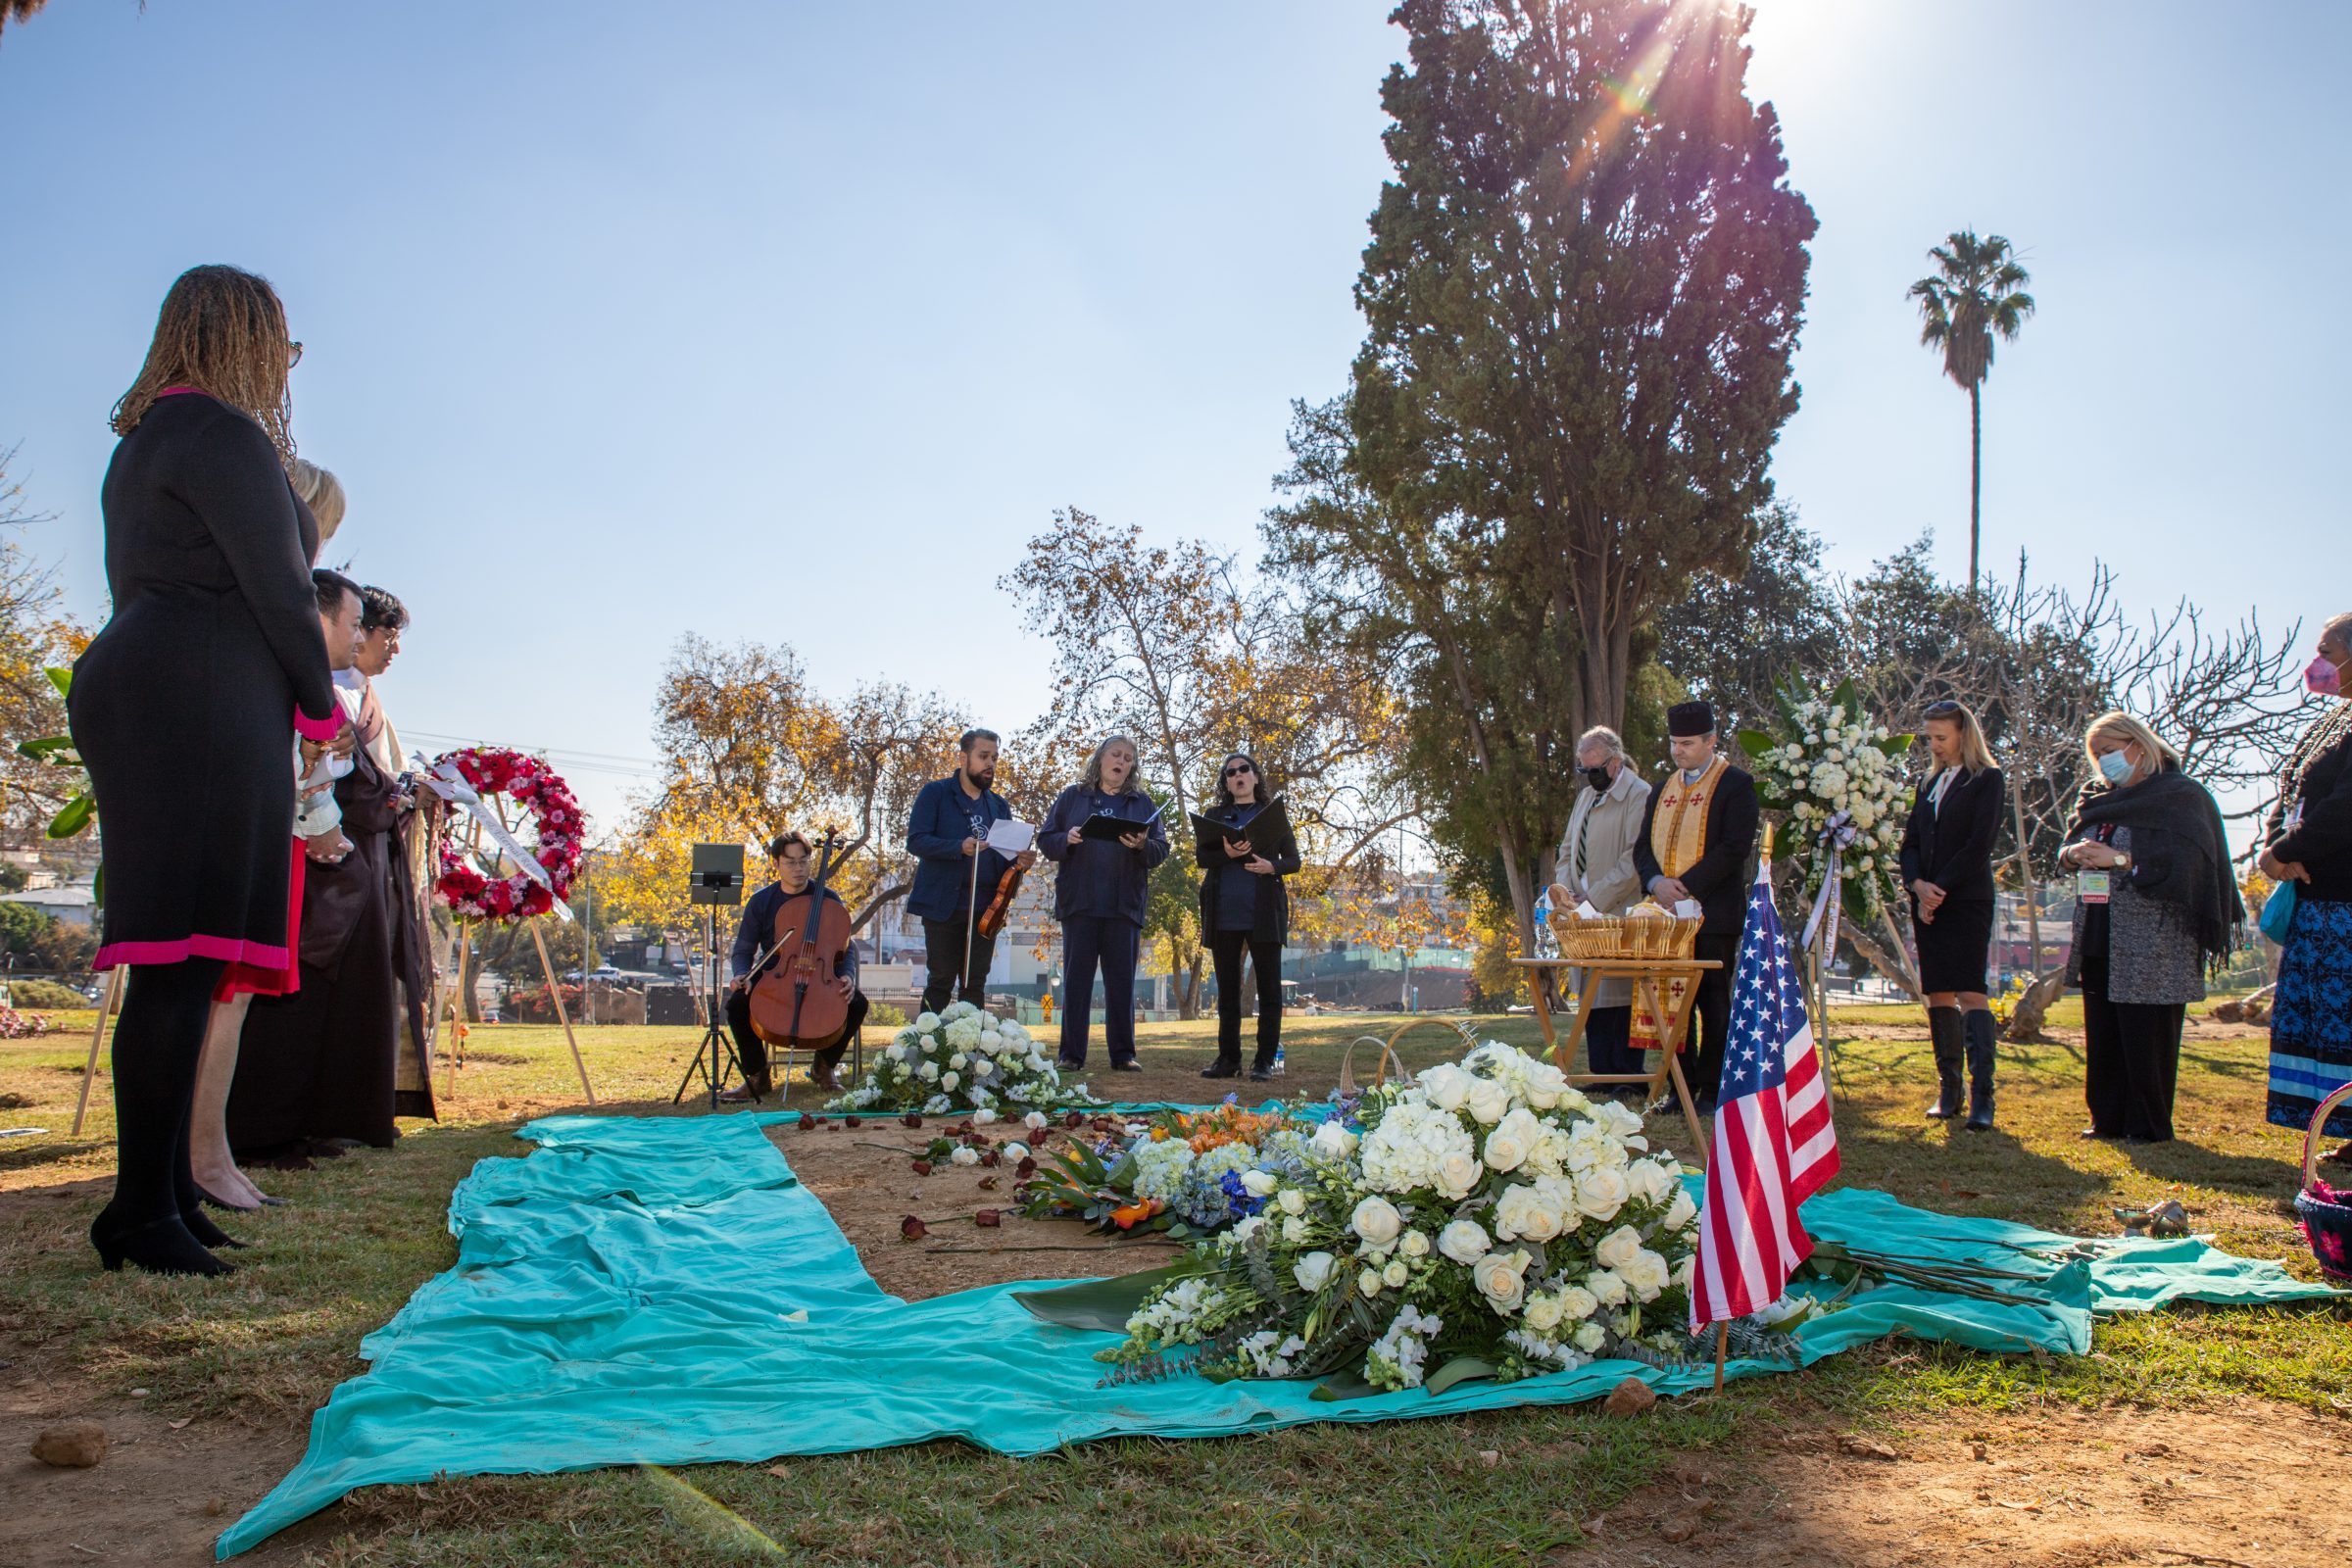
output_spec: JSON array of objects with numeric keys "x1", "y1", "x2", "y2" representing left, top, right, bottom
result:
[{"x1": 430, "y1": 747, "x2": 584, "y2": 925}]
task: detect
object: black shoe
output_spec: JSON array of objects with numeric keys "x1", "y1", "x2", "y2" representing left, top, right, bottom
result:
[
  {"x1": 91, "y1": 1212, "x2": 234, "y2": 1277},
  {"x1": 1111, "y1": 1060, "x2": 1146, "y2": 1074},
  {"x1": 1925, "y1": 1005, "x2": 1965, "y2": 1119},
  {"x1": 1055, "y1": 1057, "x2": 1084, "y2": 1072},
  {"x1": 2079, "y1": 1126, "x2": 2122, "y2": 1141},
  {"x1": 197, "y1": 1183, "x2": 260, "y2": 1213},
  {"x1": 179, "y1": 1203, "x2": 246, "y2": 1250},
  {"x1": 1962, "y1": 1009, "x2": 1996, "y2": 1131},
  {"x1": 1200, "y1": 1060, "x2": 1242, "y2": 1079},
  {"x1": 1248, "y1": 1067, "x2": 1274, "y2": 1082}
]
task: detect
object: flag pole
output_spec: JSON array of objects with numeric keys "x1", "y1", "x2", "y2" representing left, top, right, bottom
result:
[{"x1": 1712, "y1": 1321, "x2": 1729, "y2": 1391}]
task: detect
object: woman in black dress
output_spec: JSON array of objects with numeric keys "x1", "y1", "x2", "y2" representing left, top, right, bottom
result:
[
  {"x1": 1898, "y1": 699, "x2": 2005, "y2": 1130},
  {"x1": 1197, "y1": 752, "x2": 1300, "y2": 1081},
  {"x1": 71, "y1": 266, "x2": 338, "y2": 1275}
]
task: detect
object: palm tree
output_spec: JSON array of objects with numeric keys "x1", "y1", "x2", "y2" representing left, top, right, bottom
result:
[{"x1": 1909, "y1": 230, "x2": 2034, "y2": 588}]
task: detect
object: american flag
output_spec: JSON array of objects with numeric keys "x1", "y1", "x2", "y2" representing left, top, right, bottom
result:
[{"x1": 1690, "y1": 860, "x2": 1840, "y2": 1328}]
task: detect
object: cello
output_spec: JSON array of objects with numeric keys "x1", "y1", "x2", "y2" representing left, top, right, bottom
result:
[{"x1": 748, "y1": 830, "x2": 855, "y2": 1050}]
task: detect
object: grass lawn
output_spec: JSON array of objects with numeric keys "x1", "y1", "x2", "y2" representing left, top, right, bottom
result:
[{"x1": 2, "y1": 1004, "x2": 2345, "y2": 1566}]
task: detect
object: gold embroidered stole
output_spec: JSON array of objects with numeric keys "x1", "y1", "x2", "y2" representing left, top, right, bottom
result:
[{"x1": 1632, "y1": 755, "x2": 1726, "y2": 1053}]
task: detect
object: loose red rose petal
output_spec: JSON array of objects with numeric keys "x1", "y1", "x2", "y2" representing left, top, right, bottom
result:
[
  {"x1": 1063, "y1": 1111, "x2": 1085, "y2": 1128},
  {"x1": 911, "y1": 1159, "x2": 933, "y2": 1176},
  {"x1": 974, "y1": 1209, "x2": 1002, "y2": 1228},
  {"x1": 1015, "y1": 1156, "x2": 1038, "y2": 1179},
  {"x1": 902, "y1": 1114, "x2": 923, "y2": 1128},
  {"x1": 977, "y1": 1176, "x2": 1001, "y2": 1191},
  {"x1": 980, "y1": 1150, "x2": 1002, "y2": 1167},
  {"x1": 900, "y1": 1215, "x2": 928, "y2": 1241},
  {"x1": 844, "y1": 1115, "x2": 861, "y2": 1128}
]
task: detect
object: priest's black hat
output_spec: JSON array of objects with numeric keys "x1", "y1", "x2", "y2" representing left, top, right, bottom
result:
[{"x1": 1666, "y1": 701, "x2": 1715, "y2": 738}]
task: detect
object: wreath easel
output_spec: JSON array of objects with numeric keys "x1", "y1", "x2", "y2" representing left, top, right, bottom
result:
[{"x1": 425, "y1": 747, "x2": 594, "y2": 1106}]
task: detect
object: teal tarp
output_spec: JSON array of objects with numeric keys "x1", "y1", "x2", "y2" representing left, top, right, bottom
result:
[{"x1": 218, "y1": 1110, "x2": 2340, "y2": 1557}]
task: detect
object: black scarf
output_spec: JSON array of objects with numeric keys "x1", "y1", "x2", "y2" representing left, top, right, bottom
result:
[{"x1": 2069, "y1": 764, "x2": 2238, "y2": 967}]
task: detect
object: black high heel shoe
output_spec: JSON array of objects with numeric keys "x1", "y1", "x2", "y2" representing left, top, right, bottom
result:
[
  {"x1": 91, "y1": 1212, "x2": 235, "y2": 1277},
  {"x1": 178, "y1": 1202, "x2": 248, "y2": 1250},
  {"x1": 197, "y1": 1183, "x2": 261, "y2": 1213}
]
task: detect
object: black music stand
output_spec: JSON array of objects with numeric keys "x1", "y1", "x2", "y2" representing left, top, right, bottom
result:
[{"x1": 671, "y1": 842, "x2": 747, "y2": 1109}]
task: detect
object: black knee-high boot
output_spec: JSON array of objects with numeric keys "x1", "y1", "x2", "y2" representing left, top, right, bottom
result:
[
  {"x1": 92, "y1": 959, "x2": 235, "y2": 1276},
  {"x1": 1963, "y1": 1008, "x2": 1997, "y2": 1131},
  {"x1": 1925, "y1": 1005, "x2": 1964, "y2": 1119}
]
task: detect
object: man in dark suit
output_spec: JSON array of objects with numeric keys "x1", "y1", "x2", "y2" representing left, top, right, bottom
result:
[
  {"x1": 720, "y1": 832, "x2": 865, "y2": 1101},
  {"x1": 1632, "y1": 701, "x2": 1760, "y2": 1114}
]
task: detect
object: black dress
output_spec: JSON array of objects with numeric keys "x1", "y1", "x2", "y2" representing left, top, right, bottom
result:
[
  {"x1": 1897, "y1": 765, "x2": 2004, "y2": 994},
  {"x1": 70, "y1": 392, "x2": 338, "y2": 973}
]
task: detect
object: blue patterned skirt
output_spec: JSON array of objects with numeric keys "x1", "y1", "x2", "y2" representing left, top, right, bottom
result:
[{"x1": 2268, "y1": 895, "x2": 2352, "y2": 1140}]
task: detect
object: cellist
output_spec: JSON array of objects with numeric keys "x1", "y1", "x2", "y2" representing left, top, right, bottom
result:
[{"x1": 721, "y1": 832, "x2": 866, "y2": 1101}]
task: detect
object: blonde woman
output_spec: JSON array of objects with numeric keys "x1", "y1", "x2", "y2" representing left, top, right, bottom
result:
[
  {"x1": 69, "y1": 266, "x2": 337, "y2": 1273},
  {"x1": 1898, "y1": 699, "x2": 2005, "y2": 1128},
  {"x1": 2058, "y1": 712, "x2": 2236, "y2": 1144},
  {"x1": 1038, "y1": 736, "x2": 1170, "y2": 1072}
]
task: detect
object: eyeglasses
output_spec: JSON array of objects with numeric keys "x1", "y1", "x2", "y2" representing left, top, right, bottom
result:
[
  {"x1": 1223, "y1": 763, "x2": 1255, "y2": 777},
  {"x1": 287, "y1": 341, "x2": 305, "y2": 368},
  {"x1": 1923, "y1": 700, "x2": 1963, "y2": 719}
]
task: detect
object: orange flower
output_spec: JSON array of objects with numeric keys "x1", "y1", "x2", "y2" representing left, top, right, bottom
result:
[{"x1": 1110, "y1": 1197, "x2": 1164, "y2": 1230}]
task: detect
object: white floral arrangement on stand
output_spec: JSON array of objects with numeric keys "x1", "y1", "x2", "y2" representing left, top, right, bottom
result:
[
  {"x1": 1737, "y1": 677, "x2": 1912, "y2": 929},
  {"x1": 1019, "y1": 1042, "x2": 1731, "y2": 1395},
  {"x1": 825, "y1": 1002, "x2": 1092, "y2": 1116}
]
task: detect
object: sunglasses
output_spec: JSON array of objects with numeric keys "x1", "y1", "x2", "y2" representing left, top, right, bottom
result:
[
  {"x1": 1224, "y1": 763, "x2": 1255, "y2": 777},
  {"x1": 287, "y1": 340, "x2": 305, "y2": 368},
  {"x1": 1923, "y1": 700, "x2": 1963, "y2": 719}
]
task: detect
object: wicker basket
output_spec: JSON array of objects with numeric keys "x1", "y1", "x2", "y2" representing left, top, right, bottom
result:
[
  {"x1": 1550, "y1": 914, "x2": 1701, "y2": 962},
  {"x1": 2294, "y1": 1080, "x2": 2352, "y2": 1283}
]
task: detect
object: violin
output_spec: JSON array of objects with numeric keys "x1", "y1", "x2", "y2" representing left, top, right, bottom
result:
[
  {"x1": 748, "y1": 831, "x2": 854, "y2": 1049},
  {"x1": 977, "y1": 857, "x2": 1024, "y2": 940}
]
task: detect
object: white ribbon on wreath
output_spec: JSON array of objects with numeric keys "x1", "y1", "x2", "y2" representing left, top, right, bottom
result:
[
  {"x1": 412, "y1": 752, "x2": 575, "y2": 921},
  {"x1": 1799, "y1": 808, "x2": 1859, "y2": 959}
]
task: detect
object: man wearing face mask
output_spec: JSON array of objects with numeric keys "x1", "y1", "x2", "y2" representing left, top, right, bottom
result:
[
  {"x1": 1552, "y1": 727, "x2": 1652, "y2": 1093},
  {"x1": 2259, "y1": 612, "x2": 2352, "y2": 1157}
]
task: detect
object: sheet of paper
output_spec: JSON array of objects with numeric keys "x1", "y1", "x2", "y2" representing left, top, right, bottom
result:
[
  {"x1": 1673, "y1": 899, "x2": 1702, "y2": 920},
  {"x1": 986, "y1": 818, "x2": 1036, "y2": 856}
]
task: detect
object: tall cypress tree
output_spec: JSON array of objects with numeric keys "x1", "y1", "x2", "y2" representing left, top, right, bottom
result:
[{"x1": 1270, "y1": 0, "x2": 1816, "y2": 947}]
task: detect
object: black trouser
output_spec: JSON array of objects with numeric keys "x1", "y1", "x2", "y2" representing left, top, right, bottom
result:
[
  {"x1": 108, "y1": 957, "x2": 225, "y2": 1230},
  {"x1": 1059, "y1": 914, "x2": 1139, "y2": 1066},
  {"x1": 1210, "y1": 929, "x2": 1283, "y2": 1069},
  {"x1": 726, "y1": 987, "x2": 865, "y2": 1083},
  {"x1": 1584, "y1": 1004, "x2": 1640, "y2": 1081},
  {"x1": 2082, "y1": 961, "x2": 2182, "y2": 1142},
  {"x1": 1688, "y1": 931, "x2": 1739, "y2": 1105},
  {"x1": 921, "y1": 916, "x2": 997, "y2": 1014}
]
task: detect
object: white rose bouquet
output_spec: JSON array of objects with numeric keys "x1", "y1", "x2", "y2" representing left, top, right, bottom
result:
[
  {"x1": 1736, "y1": 676, "x2": 1913, "y2": 922},
  {"x1": 826, "y1": 1002, "x2": 1092, "y2": 1115},
  {"x1": 1020, "y1": 1042, "x2": 1713, "y2": 1394}
]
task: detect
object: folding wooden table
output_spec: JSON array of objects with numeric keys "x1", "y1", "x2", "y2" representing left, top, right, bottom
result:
[{"x1": 1510, "y1": 955, "x2": 1721, "y2": 1163}]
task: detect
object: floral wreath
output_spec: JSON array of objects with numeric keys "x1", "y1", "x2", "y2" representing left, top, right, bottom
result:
[{"x1": 430, "y1": 747, "x2": 584, "y2": 925}]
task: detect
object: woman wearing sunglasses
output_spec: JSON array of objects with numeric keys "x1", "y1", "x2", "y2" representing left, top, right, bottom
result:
[
  {"x1": 1197, "y1": 753, "x2": 1299, "y2": 1081},
  {"x1": 1898, "y1": 699, "x2": 2005, "y2": 1128}
]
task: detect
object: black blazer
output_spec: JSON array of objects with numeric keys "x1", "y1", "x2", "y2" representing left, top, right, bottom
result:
[
  {"x1": 1897, "y1": 765, "x2": 2003, "y2": 905},
  {"x1": 1632, "y1": 762, "x2": 1760, "y2": 935},
  {"x1": 2266, "y1": 716, "x2": 2352, "y2": 904},
  {"x1": 1194, "y1": 801, "x2": 1301, "y2": 947}
]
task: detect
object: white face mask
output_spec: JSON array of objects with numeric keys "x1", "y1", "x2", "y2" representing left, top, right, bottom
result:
[{"x1": 2096, "y1": 750, "x2": 2134, "y2": 785}]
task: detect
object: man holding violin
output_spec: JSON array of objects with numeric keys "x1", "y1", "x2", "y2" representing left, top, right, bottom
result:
[
  {"x1": 906, "y1": 728, "x2": 1038, "y2": 1014},
  {"x1": 720, "y1": 832, "x2": 865, "y2": 1101}
]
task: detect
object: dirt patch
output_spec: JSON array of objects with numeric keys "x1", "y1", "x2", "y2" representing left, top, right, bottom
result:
[
  {"x1": 767, "y1": 1112, "x2": 1183, "y2": 1299},
  {"x1": 1569, "y1": 1399, "x2": 2352, "y2": 1567}
]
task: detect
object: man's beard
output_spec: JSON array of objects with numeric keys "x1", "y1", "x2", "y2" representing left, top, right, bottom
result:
[{"x1": 966, "y1": 765, "x2": 995, "y2": 789}]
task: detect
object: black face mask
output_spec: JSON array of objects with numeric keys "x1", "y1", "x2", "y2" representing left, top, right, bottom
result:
[{"x1": 1584, "y1": 765, "x2": 1613, "y2": 793}]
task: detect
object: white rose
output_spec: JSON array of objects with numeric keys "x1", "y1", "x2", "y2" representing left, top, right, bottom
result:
[
  {"x1": 1672, "y1": 1253, "x2": 1695, "y2": 1291},
  {"x1": 1350, "y1": 1196, "x2": 1402, "y2": 1246},
  {"x1": 1242, "y1": 1169, "x2": 1279, "y2": 1199},
  {"x1": 1573, "y1": 1322, "x2": 1607, "y2": 1353},
  {"x1": 1382, "y1": 1259, "x2": 1409, "y2": 1289},
  {"x1": 950, "y1": 1146, "x2": 979, "y2": 1166},
  {"x1": 1293, "y1": 1251, "x2": 1336, "y2": 1292},
  {"x1": 1418, "y1": 1063, "x2": 1472, "y2": 1112},
  {"x1": 1494, "y1": 1183, "x2": 1565, "y2": 1244},
  {"x1": 949, "y1": 1053, "x2": 969, "y2": 1070},
  {"x1": 1231, "y1": 1214, "x2": 1265, "y2": 1244},
  {"x1": 1463, "y1": 1078, "x2": 1511, "y2": 1126},
  {"x1": 1281, "y1": 1215, "x2": 1310, "y2": 1246},
  {"x1": 1594, "y1": 1225, "x2": 1645, "y2": 1271},
  {"x1": 1438, "y1": 1219, "x2": 1492, "y2": 1264},
  {"x1": 1472, "y1": 1250, "x2": 1530, "y2": 1313},
  {"x1": 1309, "y1": 1121, "x2": 1358, "y2": 1159},
  {"x1": 1398, "y1": 1230, "x2": 1432, "y2": 1258},
  {"x1": 973, "y1": 1108, "x2": 999, "y2": 1126},
  {"x1": 1623, "y1": 1159, "x2": 1673, "y2": 1205},
  {"x1": 1557, "y1": 1285, "x2": 1598, "y2": 1321},
  {"x1": 1523, "y1": 1294, "x2": 1564, "y2": 1332},
  {"x1": 1620, "y1": 1248, "x2": 1672, "y2": 1301},
  {"x1": 913, "y1": 1012, "x2": 941, "y2": 1033},
  {"x1": 1436, "y1": 1151, "x2": 1482, "y2": 1198},
  {"x1": 1003, "y1": 1142, "x2": 1030, "y2": 1162},
  {"x1": 1024, "y1": 1111, "x2": 1049, "y2": 1131},
  {"x1": 1586, "y1": 1269, "x2": 1629, "y2": 1307},
  {"x1": 1278, "y1": 1189, "x2": 1307, "y2": 1216},
  {"x1": 918, "y1": 1062, "x2": 941, "y2": 1083},
  {"x1": 941, "y1": 1072, "x2": 959, "y2": 1092},
  {"x1": 1664, "y1": 1189, "x2": 1697, "y2": 1230},
  {"x1": 1483, "y1": 1107, "x2": 1541, "y2": 1172},
  {"x1": 1573, "y1": 1167, "x2": 1629, "y2": 1220},
  {"x1": 1356, "y1": 1267, "x2": 1383, "y2": 1298}
]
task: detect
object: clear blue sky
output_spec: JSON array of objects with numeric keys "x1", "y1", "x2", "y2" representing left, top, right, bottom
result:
[{"x1": 3, "y1": 1, "x2": 2343, "y2": 834}]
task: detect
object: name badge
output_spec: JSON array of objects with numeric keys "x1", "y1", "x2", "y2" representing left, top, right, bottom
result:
[{"x1": 2077, "y1": 869, "x2": 2111, "y2": 906}]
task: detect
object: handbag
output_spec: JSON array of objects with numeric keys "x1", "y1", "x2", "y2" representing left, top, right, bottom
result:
[{"x1": 2259, "y1": 878, "x2": 2298, "y2": 945}]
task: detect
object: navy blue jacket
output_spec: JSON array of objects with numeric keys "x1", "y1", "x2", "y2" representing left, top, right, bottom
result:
[
  {"x1": 1039, "y1": 784, "x2": 1170, "y2": 926},
  {"x1": 730, "y1": 883, "x2": 858, "y2": 986},
  {"x1": 905, "y1": 774, "x2": 1013, "y2": 922}
]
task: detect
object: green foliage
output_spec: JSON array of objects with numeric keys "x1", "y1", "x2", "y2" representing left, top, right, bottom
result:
[{"x1": 7, "y1": 977, "x2": 86, "y2": 1008}]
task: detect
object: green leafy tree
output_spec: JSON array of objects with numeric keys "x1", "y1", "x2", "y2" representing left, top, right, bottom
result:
[
  {"x1": 1267, "y1": 0, "x2": 1816, "y2": 951},
  {"x1": 1908, "y1": 230, "x2": 2035, "y2": 588}
]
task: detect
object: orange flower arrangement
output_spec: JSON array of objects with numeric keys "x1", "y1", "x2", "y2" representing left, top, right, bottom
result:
[{"x1": 1148, "y1": 1104, "x2": 1287, "y2": 1156}]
